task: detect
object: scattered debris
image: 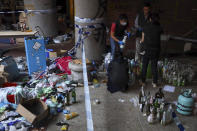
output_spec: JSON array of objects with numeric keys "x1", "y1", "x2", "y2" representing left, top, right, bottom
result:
[
  {"x1": 53, "y1": 33, "x2": 72, "y2": 44},
  {"x1": 65, "y1": 112, "x2": 78, "y2": 120},
  {"x1": 14, "y1": 57, "x2": 28, "y2": 72},
  {"x1": 161, "y1": 59, "x2": 195, "y2": 86},
  {"x1": 0, "y1": 54, "x2": 84, "y2": 130},
  {"x1": 93, "y1": 99, "x2": 101, "y2": 105},
  {"x1": 163, "y1": 85, "x2": 175, "y2": 93},
  {"x1": 129, "y1": 96, "x2": 139, "y2": 107},
  {"x1": 118, "y1": 98, "x2": 125, "y2": 103}
]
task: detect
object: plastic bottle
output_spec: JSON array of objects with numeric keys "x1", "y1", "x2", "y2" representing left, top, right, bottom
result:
[
  {"x1": 144, "y1": 101, "x2": 150, "y2": 116},
  {"x1": 61, "y1": 125, "x2": 68, "y2": 131},
  {"x1": 120, "y1": 35, "x2": 127, "y2": 49},
  {"x1": 0, "y1": 123, "x2": 5, "y2": 131},
  {"x1": 147, "y1": 107, "x2": 157, "y2": 124},
  {"x1": 166, "y1": 105, "x2": 173, "y2": 123},
  {"x1": 139, "y1": 103, "x2": 144, "y2": 113},
  {"x1": 172, "y1": 111, "x2": 185, "y2": 131},
  {"x1": 9, "y1": 125, "x2": 16, "y2": 131},
  {"x1": 139, "y1": 86, "x2": 145, "y2": 104},
  {"x1": 161, "y1": 111, "x2": 167, "y2": 126},
  {"x1": 4, "y1": 123, "x2": 8, "y2": 131},
  {"x1": 65, "y1": 112, "x2": 78, "y2": 120},
  {"x1": 50, "y1": 103, "x2": 57, "y2": 115},
  {"x1": 139, "y1": 87, "x2": 146, "y2": 113},
  {"x1": 156, "y1": 108, "x2": 161, "y2": 122}
]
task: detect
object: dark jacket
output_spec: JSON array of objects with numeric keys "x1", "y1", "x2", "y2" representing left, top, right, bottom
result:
[
  {"x1": 135, "y1": 12, "x2": 149, "y2": 37},
  {"x1": 143, "y1": 23, "x2": 163, "y2": 52},
  {"x1": 114, "y1": 21, "x2": 128, "y2": 40}
]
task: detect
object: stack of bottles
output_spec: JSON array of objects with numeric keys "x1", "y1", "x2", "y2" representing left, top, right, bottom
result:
[
  {"x1": 139, "y1": 87, "x2": 174, "y2": 125},
  {"x1": 161, "y1": 59, "x2": 194, "y2": 86},
  {"x1": 45, "y1": 87, "x2": 77, "y2": 115}
]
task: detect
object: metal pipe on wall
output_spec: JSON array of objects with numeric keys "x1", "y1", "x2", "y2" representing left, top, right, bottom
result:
[{"x1": 170, "y1": 36, "x2": 197, "y2": 43}]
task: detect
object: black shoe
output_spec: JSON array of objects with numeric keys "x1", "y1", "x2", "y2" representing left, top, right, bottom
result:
[
  {"x1": 56, "y1": 121, "x2": 69, "y2": 126},
  {"x1": 121, "y1": 86, "x2": 128, "y2": 93}
]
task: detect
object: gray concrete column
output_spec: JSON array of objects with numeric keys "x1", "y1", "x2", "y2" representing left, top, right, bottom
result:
[
  {"x1": 24, "y1": 0, "x2": 58, "y2": 37},
  {"x1": 75, "y1": 0, "x2": 107, "y2": 61}
]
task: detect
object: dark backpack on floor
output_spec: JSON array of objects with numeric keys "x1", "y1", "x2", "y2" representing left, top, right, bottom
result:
[{"x1": 107, "y1": 55, "x2": 129, "y2": 93}]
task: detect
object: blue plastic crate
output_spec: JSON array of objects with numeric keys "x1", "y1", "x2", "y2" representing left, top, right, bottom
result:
[{"x1": 25, "y1": 37, "x2": 47, "y2": 75}]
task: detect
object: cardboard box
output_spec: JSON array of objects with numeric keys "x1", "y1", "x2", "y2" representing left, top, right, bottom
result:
[
  {"x1": 49, "y1": 49, "x2": 67, "y2": 58},
  {"x1": 49, "y1": 51, "x2": 58, "y2": 58},
  {"x1": 0, "y1": 65, "x2": 5, "y2": 72},
  {"x1": 16, "y1": 99, "x2": 49, "y2": 125}
]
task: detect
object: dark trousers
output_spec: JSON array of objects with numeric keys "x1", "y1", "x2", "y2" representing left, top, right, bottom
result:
[
  {"x1": 141, "y1": 51, "x2": 159, "y2": 84},
  {"x1": 110, "y1": 37, "x2": 122, "y2": 59}
]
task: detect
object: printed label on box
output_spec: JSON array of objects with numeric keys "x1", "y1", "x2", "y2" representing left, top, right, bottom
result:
[{"x1": 33, "y1": 42, "x2": 41, "y2": 50}]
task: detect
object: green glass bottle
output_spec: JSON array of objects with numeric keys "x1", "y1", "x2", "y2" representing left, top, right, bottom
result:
[
  {"x1": 139, "y1": 86, "x2": 145, "y2": 104},
  {"x1": 65, "y1": 90, "x2": 70, "y2": 106},
  {"x1": 155, "y1": 88, "x2": 164, "y2": 104},
  {"x1": 71, "y1": 88, "x2": 77, "y2": 104},
  {"x1": 181, "y1": 79, "x2": 185, "y2": 86},
  {"x1": 154, "y1": 99, "x2": 160, "y2": 109}
]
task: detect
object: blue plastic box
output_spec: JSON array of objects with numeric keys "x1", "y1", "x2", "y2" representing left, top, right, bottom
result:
[
  {"x1": 24, "y1": 37, "x2": 47, "y2": 75},
  {"x1": 46, "y1": 49, "x2": 54, "y2": 58}
]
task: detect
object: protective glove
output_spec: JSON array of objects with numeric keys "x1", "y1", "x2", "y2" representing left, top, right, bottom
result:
[
  {"x1": 138, "y1": 27, "x2": 143, "y2": 32},
  {"x1": 118, "y1": 41, "x2": 124, "y2": 45},
  {"x1": 127, "y1": 32, "x2": 131, "y2": 38}
]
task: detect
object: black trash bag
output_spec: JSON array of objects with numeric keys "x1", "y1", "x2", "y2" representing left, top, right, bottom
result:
[{"x1": 107, "y1": 54, "x2": 129, "y2": 93}]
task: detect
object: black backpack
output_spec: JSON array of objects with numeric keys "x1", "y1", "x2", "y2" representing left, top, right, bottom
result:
[{"x1": 107, "y1": 54, "x2": 129, "y2": 93}]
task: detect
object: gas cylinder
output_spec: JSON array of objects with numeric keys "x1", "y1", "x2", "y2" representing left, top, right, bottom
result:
[{"x1": 177, "y1": 89, "x2": 194, "y2": 115}]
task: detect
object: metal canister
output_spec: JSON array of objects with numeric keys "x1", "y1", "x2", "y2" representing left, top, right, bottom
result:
[{"x1": 177, "y1": 89, "x2": 194, "y2": 115}]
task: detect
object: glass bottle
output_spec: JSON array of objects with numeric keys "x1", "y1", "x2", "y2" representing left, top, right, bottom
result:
[
  {"x1": 65, "y1": 90, "x2": 70, "y2": 106},
  {"x1": 71, "y1": 88, "x2": 77, "y2": 104},
  {"x1": 139, "y1": 86, "x2": 145, "y2": 104},
  {"x1": 155, "y1": 88, "x2": 164, "y2": 104}
]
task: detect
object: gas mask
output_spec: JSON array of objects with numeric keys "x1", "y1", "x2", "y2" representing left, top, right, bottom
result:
[{"x1": 121, "y1": 22, "x2": 127, "y2": 26}]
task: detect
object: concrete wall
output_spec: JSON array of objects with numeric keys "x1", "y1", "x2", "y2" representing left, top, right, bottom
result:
[{"x1": 106, "y1": 0, "x2": 197, "y2": 54}]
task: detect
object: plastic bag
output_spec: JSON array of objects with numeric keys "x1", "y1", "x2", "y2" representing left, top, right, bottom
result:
[{"x1": 56, "y1": 56, "x2": 72, "y2": 75}]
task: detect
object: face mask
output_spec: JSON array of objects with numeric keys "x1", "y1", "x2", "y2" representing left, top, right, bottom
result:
[{"x1": 121, "y1": 22, "x2": 127, "y2": 26}]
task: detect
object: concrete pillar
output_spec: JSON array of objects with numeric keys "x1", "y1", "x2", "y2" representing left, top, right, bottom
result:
[
  {"x1": 75, "y1": 0, "x2": 107, "y2": 61},
  {"x1": 24, "y1": 0, "x2": 58, "y2": 37}
]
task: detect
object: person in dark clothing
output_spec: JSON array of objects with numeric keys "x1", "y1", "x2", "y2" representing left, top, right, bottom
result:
[
  {"x1": 110, "y1": 14, "x2": 131, "y2": 59},
  {"x1": 140, "y1": 13, "x2": 163, "y2": 88},
  {"x1": 134, "y1": 2, "x2": 151, "y2": 62}
]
